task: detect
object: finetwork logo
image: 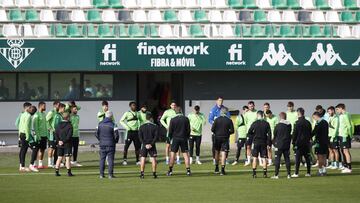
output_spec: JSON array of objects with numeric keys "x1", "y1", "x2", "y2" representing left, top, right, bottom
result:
[
  {"x1": 100, "y1": 44, "x2": 120, "y2": 66},
  {"x1": 226, "y1": 44, "x2": 246, "y2": 66},
  {"x1": 0, "y1": 39, "x2": 34, "y2": 69}
]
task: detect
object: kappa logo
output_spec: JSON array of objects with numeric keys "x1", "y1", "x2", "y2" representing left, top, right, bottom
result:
[
  {"x1": 304, "y1": 43, "x2": 346, "y2": 66},
  {"x1": 226, "y1": 44, "x2": 246, "y2": 66},
  {"x1": 352, "y1": 56, "x2": 360, "y2": 66},
  {"x1": 100, "y1": 44, "x2": 120, "y2": 66},
  {"x1": 256, "y1": 43, "x2": 298, "y2": 66},
  {"x1": 0, "y1": 39, "x2": 34, "y2": 69}
]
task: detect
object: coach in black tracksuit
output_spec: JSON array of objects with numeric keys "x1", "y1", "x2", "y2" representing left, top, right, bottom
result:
[
  {"x1": 248, "y1": 111, "x2": 271, "y2": 178},
  {"x1": 211, "y1": 107, "x2": 234, "y2": 175},
  {"x1": 167, "y1": 107, "x2": 192, "y2": 176},
  {"x1": 273, "y1": 112, "x2": 292, "y2": 177},
  {"x1": 139, "y1": 112, "x2": 159, "y2": 179},
  {"x1": 292, "y1": 108, "x2": 312, "y2": 176},
  {"x1": 312, "y1": 112, "x2": 329, "y2": 175}
]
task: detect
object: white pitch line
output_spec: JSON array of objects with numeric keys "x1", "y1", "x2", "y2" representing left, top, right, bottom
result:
[{"x1": 0, "y1": 168, "x2": 358, "y2": 176}]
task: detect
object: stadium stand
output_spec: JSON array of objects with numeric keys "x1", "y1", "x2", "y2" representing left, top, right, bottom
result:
[{"x1": 0, "y1": 0, "x2": 359, "y2": 38}]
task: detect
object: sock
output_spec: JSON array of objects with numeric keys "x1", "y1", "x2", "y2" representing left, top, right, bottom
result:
[
  {"x1": 140, "y1": 171, "x2": 144, "y2": 176},
  {"x1": 166, "y1": 156, "x2": 169, "y2": 162},
  {"x1": 347, "y1": 163, "x2": 352, "y2": 170},
  {"x1": 153, "y1": 172, "x2": 156, "y2": 176},
  {"x1": 168, "y1": 166, "x2": 173, "y2": 172},
  {"x1": 252, "y1": 168, "x2": 256, "y2": 176},
  {"x1": 176, "y1": 156, "x2": 180, "y2": 161},
  {"x1": 48, "y1": 158, "x2": 51, "y2": 165},
  {"x1": 215, "y1": 164, "x2": 219, "y2": 170},
  {"x1": 39, "y1": 160, "x2": 43, "y2": 166},
  {"x1": 67, "y1": 169, "x2": 71, "y2": 174},
  {"x1": 221, "y1": 165, "x2": 225, "y2": 172},
  {"x1": 55, "y1": 168, "x2": 59, "y2": 174},
  {"x1": 263, "y1": 168, "x2": 267, "y2": 176},
  {"x1": 186, "y1": 167, "x2": 191, "y2": 173},
  {"x1": 322, "y1": 167, "x2": 327, "y2": 173},
  {"x1": 268, "y1": 159, "x2": 272, "y2": 165},
  {"x1": 51, "y1": 157, "x2": 54, "y2": 165},
  {"x1": 335, "y1": 161, "x2": 339, "y2": 168},
  {"x1": 196, "y1": 156, "x2": 200, "y2": 161},
  {"x1": 247, "y1": 156, "x2": 251, "y2": 163}
]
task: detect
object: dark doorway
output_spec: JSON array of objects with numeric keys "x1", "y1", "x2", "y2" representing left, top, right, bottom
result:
[{"x1": 137, "y1": 72, "x2": 183, "y2": 125}]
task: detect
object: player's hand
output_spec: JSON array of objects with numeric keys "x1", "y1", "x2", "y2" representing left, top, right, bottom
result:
[
  {"x1": 146, "y1": 144, "x2": 152, "y2": 149},
  {"x1": 59, "y1": 141, "x2": 64, "y2": 146}
]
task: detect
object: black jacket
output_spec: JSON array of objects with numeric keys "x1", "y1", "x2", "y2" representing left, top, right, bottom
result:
[
  {"x1": 273, "y1": 120, "x2": 292, "y2": 150},
  {"x1": 96, "y1": 118, "x2": 119, "y2": 147},
  {"x1": 168, "y1": 114, "x2": 190, "y2": 140},
  {"x1": 248, "y1": 119, "x2": 272, "y2": 146},
  {"x1": 55, "y1": 120, "x2": 73, "y2": 148},
  {"x1": 139, "y1": 122, "x2": 158, "y2": 146},
  {"x1": 312, "y1": 119, "x2": 329, "y2": 147},
  {"x1": 292, "y1": 117, "x2": 312, "y2": 148},
  {"x1": 211, "y1": 116, "x2": 234, "y2": 139}
]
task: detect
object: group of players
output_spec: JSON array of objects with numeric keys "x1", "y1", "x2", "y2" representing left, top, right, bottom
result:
[
  {"x1": 16, "y1": 97, "x2": 354, "y2": 179},
  {"x1": 17, "y1": 101, "x2": 80, "y2": 176}
]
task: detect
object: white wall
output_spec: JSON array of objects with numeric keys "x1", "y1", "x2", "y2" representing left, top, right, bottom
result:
[{"x1": 184, "y1": 99, "x2": 360, "y2": 143}]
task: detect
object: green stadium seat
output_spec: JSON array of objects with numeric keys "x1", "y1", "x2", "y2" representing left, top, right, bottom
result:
[
  {"x1": 51, "y1": 24, "x2": 67, "y2": 37},
  {"x1": 265, "y1": 24, "x2": 273, "y2": 37},
  {"x1": 87, "y1": 10, "x2": 102, "y2": 22},
  {"x1": 280, "y1": 25, "x2": 296, "y2": 37},
  {"x1": 294, "y1": 25, "x2": 302, "y2": 37},
  {"x1": 129, "y1": 24, "x2": 145, "y2": 38},
  {"x1": 341, "y1": 11, "x2": 356, "y2": 23},
  {"x1": 9, "y1": 9, "x2": 23, "y2": 21},
  {"x1": 67, "y1": 24, "x2": 83, "y2": 38},
  {"x1": 164, "y1": 10, "x2": 178, "y2": 22},
  {"x1": 113, "y1": 24, "x2": 129, "y2": 38},
  {"x1": 315, "y1": 0, "x2": 330, "y2": 10},
  {"x1": 357, "y1": 12, "x2": 360, "y2": 22},
  {"x1": 93, "y1": 0, "x2": 109, "y2": 8},
  {"x1": 98, "y1": 24, "x2": 115, "y2": 38},
  {"x1": 251, "y1": 24, "x2": 266, "y2": 37},
  {"x1": 254, "y1": 10, "x2": 267, "y2": 22},
  {"x1": 83, "y1": 24, "x2": 98, "y2": 38},
  {"x1": 243, "y1": 0, "x2": 258, "y2": 9},
  {"x1": 109, "y1": 0, "x2": 124, "y2": 8},
  {"x1": 234, "y1": 24, "x2": 242, "y2": 37},
  {"x1": 287, "y1": 0, "x2": 301, "y2": 9},
  {"x1": 304, "y1": 25, "x2": 324, "y2": 37},
  {"x1": 144, "y1": 24, "x2": 160, "y2": 38},
  {"x1": 25, "y1": 9, "x2": 39, "y2": 22},
  {"x1": 272, "y1": 0, "x2": 288, "y2": 9},
  {"x1": 324, "y1": 25, "x2": 332, "y2": 37},
  {"x1": 241, "y1": 25, "x2": 251, "y2": 37},
  {"x1": 344, "y1": 0, "x2": 359, "y2": 10},
  {"x1": 228, "y1": 0, "x2": 244, "y2": 9},
  {"x1": 194, "y1": 10, "x2": 208, "y2": 22},
  {"x1": 190, "y1": 24, "x2": 206, "y2": 38}
]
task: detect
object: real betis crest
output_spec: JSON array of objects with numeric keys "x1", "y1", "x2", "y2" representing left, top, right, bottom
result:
[{"x1": 0, "y1": 39, "x2": 34, "y2": 69}]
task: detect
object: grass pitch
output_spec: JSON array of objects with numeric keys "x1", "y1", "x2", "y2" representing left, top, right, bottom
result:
[{"x1": 1, "y1": 144, "x2": 360, "y2": 203}]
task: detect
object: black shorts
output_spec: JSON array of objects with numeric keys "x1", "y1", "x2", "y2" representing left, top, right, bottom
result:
[
  {"x1": 339, "y1": 136, "x2": 351, "y2": 149},
  {"x1": 171, "y1": 139, "x2": 189, "y2": 153},
  {"x1": 315, "y1": 145, "x2": 328, "y2": 155},
  {"x1": 39, "y1": 137, "x2": 47, "y2": 150},
  {"x1": 246, "y1": 135, "x2": 253, "y2": 146},
  {"x1": 57, "y1": 147, "x2": 72, "y2": 157},
  {"x1": 48, "y1": 140, "x2": 56, "y2": 149},
  {"x1": 237, "y1": 138, "x2": 246, "y2": 148},
  {"x1": 214, "y1": 138, "x2": 229, "y2": 152},
  {"x1": 329, "y1": 141, "x2": 339, "y2": 149},
  {"x1": 165, "y1": 137, "x2": 171, "y2": 144},
  {"x1": 140, "y1": 145, "x2": 157, "y2": 158},
  {"x1": 251, "y1": 144, "x2": 267, "y2": 158}
]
